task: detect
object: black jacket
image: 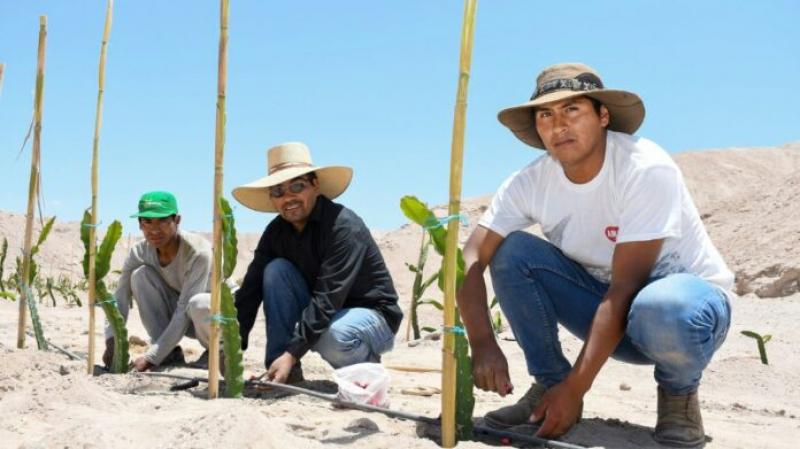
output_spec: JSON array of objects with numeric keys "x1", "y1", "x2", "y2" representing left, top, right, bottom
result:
[{"x1": 235, "y1": 195, "x2": 402, "y2": 358}]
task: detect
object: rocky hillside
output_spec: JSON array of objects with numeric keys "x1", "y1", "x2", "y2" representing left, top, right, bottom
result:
[{"x1": 2, "y1": 142, "x2": 798, "y2": 301}]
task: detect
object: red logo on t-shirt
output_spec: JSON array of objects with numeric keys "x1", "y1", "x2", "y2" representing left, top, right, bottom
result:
[{"x1": 605, "y1": 226, "x2": 619, "y2": 242}]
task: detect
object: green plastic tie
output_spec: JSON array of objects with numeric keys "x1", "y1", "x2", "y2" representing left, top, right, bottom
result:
[
  {"x1": 443, "y1": 325, "x2": 466, "y2": 335},
  {"x1": 423, "y1": 214, "x2": 468, "y2": 230},
  {"x1": 96, "y1": 298, "x2": 118, "y2": 306},
  {"x1": 206, "y1": 313, "x2": 237, "y2": 324}
]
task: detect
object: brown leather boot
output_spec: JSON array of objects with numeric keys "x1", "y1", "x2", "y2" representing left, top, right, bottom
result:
[
  {"x1": 484, "y1": 383, "x2": 583, "y2": 429},
  {"x1": 286, "y1": 362, "x2": 304, "y2": 384},
  {"x1": 160, "y1": 346, "x2": 185, "y2": 366},
  {"x1": 190, "y1": 349, "x2": 226, "y2": 376},
  {"x1": 654, "y1": 387, "x2": 705, "y2": 447}
]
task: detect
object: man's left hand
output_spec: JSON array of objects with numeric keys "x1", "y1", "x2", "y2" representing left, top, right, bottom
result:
[
  {"x1": 266, "y1": 352, "x2": 297, "y2": 383},
  {"x1": 132, "y1": 356, "x2": 154, "y2": 372},
  {"x1": 531, "y1": 380, "x2": 583, "y2": 438}
]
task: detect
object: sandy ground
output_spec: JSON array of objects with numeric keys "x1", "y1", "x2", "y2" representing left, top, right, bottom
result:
[{"x1": 1, "y1": 143, "x2": 799, "y2": 448}]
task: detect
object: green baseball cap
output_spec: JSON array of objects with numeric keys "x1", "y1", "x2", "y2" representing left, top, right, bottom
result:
[{"x1": 131, "y1": 191, "x2": 179, "y2": 218}]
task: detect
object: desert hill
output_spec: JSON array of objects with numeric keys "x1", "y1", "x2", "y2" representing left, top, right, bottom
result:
[{"x1": 1, "y1": 143, "x2": 799, "y2": 449}]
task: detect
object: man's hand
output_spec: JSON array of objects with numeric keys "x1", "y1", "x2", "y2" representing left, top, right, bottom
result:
[
  {"x1": 471, "y1": 339, "x2": 514, "y2": 396},
  {"x1": 132, "y1": 356, "x2": 154, "y2": 372},
  {"x1": 532, "y1": 379, "x2": 584, "y2": 438},
  {"x1": 102, "y1": 337, "x2": 115, "y2": 368},
  {"x1": 266, "y1": 352, "x2": 297, "y2": 383},
  {"x1": 458, "y1": 226, "x2": 512, "y2": 396}
]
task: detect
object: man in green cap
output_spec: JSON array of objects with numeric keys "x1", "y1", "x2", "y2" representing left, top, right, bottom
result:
[{"x1": 102, "y1": 191, "x2": 214, "y2": 372}]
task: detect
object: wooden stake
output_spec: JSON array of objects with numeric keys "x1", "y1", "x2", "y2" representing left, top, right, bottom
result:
[
  {"x1": 18, "y1": 16, "x2": 48, "y2": 349},
  {"x1": 208, "y1": 0, "x2": 229, "y2": 399},
  {"x1": 0, "y1": 62, "x2": 6, "y2": 97},
  {"x1": 442, "y1": 0, "x2": 477, "y2": 446},
  {"x1": 87, "y1": 0, "x2": 114, "y2": 374},
  {"x1": 385, "y1": 364, "x2": 442, "y2": 373}
]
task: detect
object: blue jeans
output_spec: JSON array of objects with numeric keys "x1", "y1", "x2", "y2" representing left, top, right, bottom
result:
[
  {"x1": 262, "y1": 258, "x2": 395, "y2": 369},
  {"x1": 490, "y1": 232, "x2": 731, "y2": 395}
]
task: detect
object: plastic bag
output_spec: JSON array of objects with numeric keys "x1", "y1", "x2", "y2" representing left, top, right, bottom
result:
[{"x1": 332, "y1": 362, "x2": 390, "y2": 408}]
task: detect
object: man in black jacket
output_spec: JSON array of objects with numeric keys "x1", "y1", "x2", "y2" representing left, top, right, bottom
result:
[{"x1": 232, "y1": 142, "x2": 402, "y2": 383}]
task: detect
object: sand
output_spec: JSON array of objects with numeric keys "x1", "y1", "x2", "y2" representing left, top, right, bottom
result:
[{"x1": 1, "y1": 143, "x2": 799, "y2": 448}]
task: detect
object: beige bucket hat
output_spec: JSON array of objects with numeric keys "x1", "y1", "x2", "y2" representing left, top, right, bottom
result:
[
  {"x1": 498, "y1": 62, "x2": 645, "y2": 149},
  {"x1": 232, "y1": 142, "x2": 353, "y2": 213}
]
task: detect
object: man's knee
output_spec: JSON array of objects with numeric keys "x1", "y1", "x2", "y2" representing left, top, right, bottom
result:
[
  {"x1": 187, "y1": 293, "x2": 210, "y2": 319},
  {"x1": 130, "y1": 266, "x2": 160, "y2": 301},
  {"x1": 263, "y1": 258, "x2": 297, "y2": 285},
  {"x1": 490, "y1": 232, "x2": 548, "y2": 275},
  {"x1": 627, "y1": 274, "x2": 724, "y2": 360},
  {"x1": 316, "y1": 327, "x2": 368, "y2": 369},
  {"x1": 131, "y1": 265, "x2": 156, "y2": 284}
]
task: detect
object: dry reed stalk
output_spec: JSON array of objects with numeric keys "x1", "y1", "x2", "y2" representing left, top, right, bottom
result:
[
  {"x1": 87, "y1": 0, "x2": 114, "y2": 373},
  {"x1": 208, "y1": 0, "x2": 230, "y2": 399},
  {"x1": 441, "y1": 0, "x2": 477, "y2": 446},
  {"x1": 18, "y1": 16, "x2": 48, "y2": 349},
  {"x1": 0, "y1": 62, "x2": 5, "y2": 97},
  {"x1": 386, "y1": 364, "x2": 442, "y2": 373}
]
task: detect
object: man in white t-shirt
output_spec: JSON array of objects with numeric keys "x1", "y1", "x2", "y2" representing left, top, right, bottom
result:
[{"x1": 458, "y1": 63, "x2": 732, "y2": 447}]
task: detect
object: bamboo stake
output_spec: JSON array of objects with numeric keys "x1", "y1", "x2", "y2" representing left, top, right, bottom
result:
[
  {"x1": 18, "y1": 16, "x2": 48, "y2": 349},
  {"x1": 208, "y1": 0, "x2": 229, "y2": 399},
  {"x1": 87, "y1": 0, "x2": 114, "y2": 374},
  {"x1": 441, "y1": 0, "x2": 477, "y2": 446},
  {"x1": 385, "y1": 364, "x2": 441, "y2": 373},
  {"x1": 0, "y1": 62, "x2": 5, "y2": 97}
]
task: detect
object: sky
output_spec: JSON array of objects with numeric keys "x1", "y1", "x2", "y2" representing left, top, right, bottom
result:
[{"x1": 1, "y1": 1, "x2": 798, "y2": 235}]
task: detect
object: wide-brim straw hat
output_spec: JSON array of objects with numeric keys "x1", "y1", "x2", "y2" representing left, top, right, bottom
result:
[
  {"x1": 232, "y1": 142, "x2": 353, "y2": 213},
  {"x1": 498, "y1": 62, "x2": 645, "y2": 149}
]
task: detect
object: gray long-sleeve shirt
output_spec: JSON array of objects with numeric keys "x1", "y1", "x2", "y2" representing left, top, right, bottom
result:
[{"x1": 106, "y1": 230, "x2": 211, "y2": 364}]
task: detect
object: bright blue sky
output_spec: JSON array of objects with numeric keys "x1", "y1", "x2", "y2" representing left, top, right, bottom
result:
[{"x1": 1, "y1": 1, "x2": 798, "y2": 234}]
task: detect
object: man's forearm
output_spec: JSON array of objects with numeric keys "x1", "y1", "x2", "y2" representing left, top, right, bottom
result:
[
  {"x1": 566, "y1": 290, "x2": 633, "y2": 394},
  {"x1": 457, "y1": 264, "x2": 496, "y2": 346},
  {"x1": 147, "y1": 313, "x2": 190, "y2": 364}
]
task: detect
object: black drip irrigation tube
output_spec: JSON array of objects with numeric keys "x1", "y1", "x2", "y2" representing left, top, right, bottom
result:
[
  {"x1": 138, "y1": 372, "x2": 588, "y2": 449},
  {"x1": 25, "y1": 331, "x2": 82, "y2": 360}
]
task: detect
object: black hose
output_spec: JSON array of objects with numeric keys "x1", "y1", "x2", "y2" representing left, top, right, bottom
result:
[{"x1": 137, "y1": 372, "x2": 588, "y2": 449}]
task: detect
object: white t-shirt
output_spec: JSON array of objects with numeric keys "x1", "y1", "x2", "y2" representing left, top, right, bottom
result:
[{"x1": 479, "y1": 130, "x2": 734, "y2": 292}]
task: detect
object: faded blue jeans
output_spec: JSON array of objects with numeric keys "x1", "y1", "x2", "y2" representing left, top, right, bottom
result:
[
  {"x1": 262, "y1": 258, "x2": 395, "y2": 369},
  {"x1": 490, "y1": 232, "x2": 731, "y2": 395}
]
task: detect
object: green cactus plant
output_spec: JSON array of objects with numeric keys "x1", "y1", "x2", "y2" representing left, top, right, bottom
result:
[
  {"x1": 218, "y1": 197, "x2": 245, "y2": 397},
  {"x1": 0, "y1": 291, "x2": 16, "y2": 301},
  {"x1": 400, "y1": 195, "x2": 474, "y2": 439},
  {"x1": 45, "y1": 276, "x2": 57, "y2": 306},
  {"x1": 0, "y1": 237, "x2": 17, "y2": 301},
  {"x1": 741, "y1": 330, "x2": 771, "y2": 365},
  {"x1": 0, "y1": 237, "x2": 8, "y2": 292},
  {"x1": 81, "y1": 210, "x2": 129, "y2": 373},
  {"x1": 406, "y1": 231, "x2": 440, "y2": 340},
  {"x1": 15, "y1": 216, "x2": 56, "y2": 350}
]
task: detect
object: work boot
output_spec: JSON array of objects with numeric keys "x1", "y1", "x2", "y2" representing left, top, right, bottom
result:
[
  {"x1": 191, "y1": 349, "x2": 226, "y2": 376},
  {"x1": 286, "y1": 362, "x2": 305, "y2": 384},
  {"x1": 102, "y1": 338, "x2": 115, "y2": 369},
  {"x1": 160, "y1": 346, "x2": 185, "y2": 366},
  {"x1": 654, "y1": 387, "x2": 705, "y2": 447},
  {"x1": 484, "y1": 383, "x2": 582, "y2": 429}
]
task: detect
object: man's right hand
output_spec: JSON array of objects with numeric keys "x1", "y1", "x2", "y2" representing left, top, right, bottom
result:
[
  {"x1": 102, "y1": 337, "x2": 114, "y2": 368},
  {"x1": 471, "y1": 339, "x2": 514, "y2": 396},
  {"x1": 457, "y1": 225, "x2": 512, "y2": 396}
]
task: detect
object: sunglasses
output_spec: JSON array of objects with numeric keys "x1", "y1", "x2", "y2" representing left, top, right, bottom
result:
[{"x1": 269, "y1": 178, "x2": 311, "y2": 198}]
